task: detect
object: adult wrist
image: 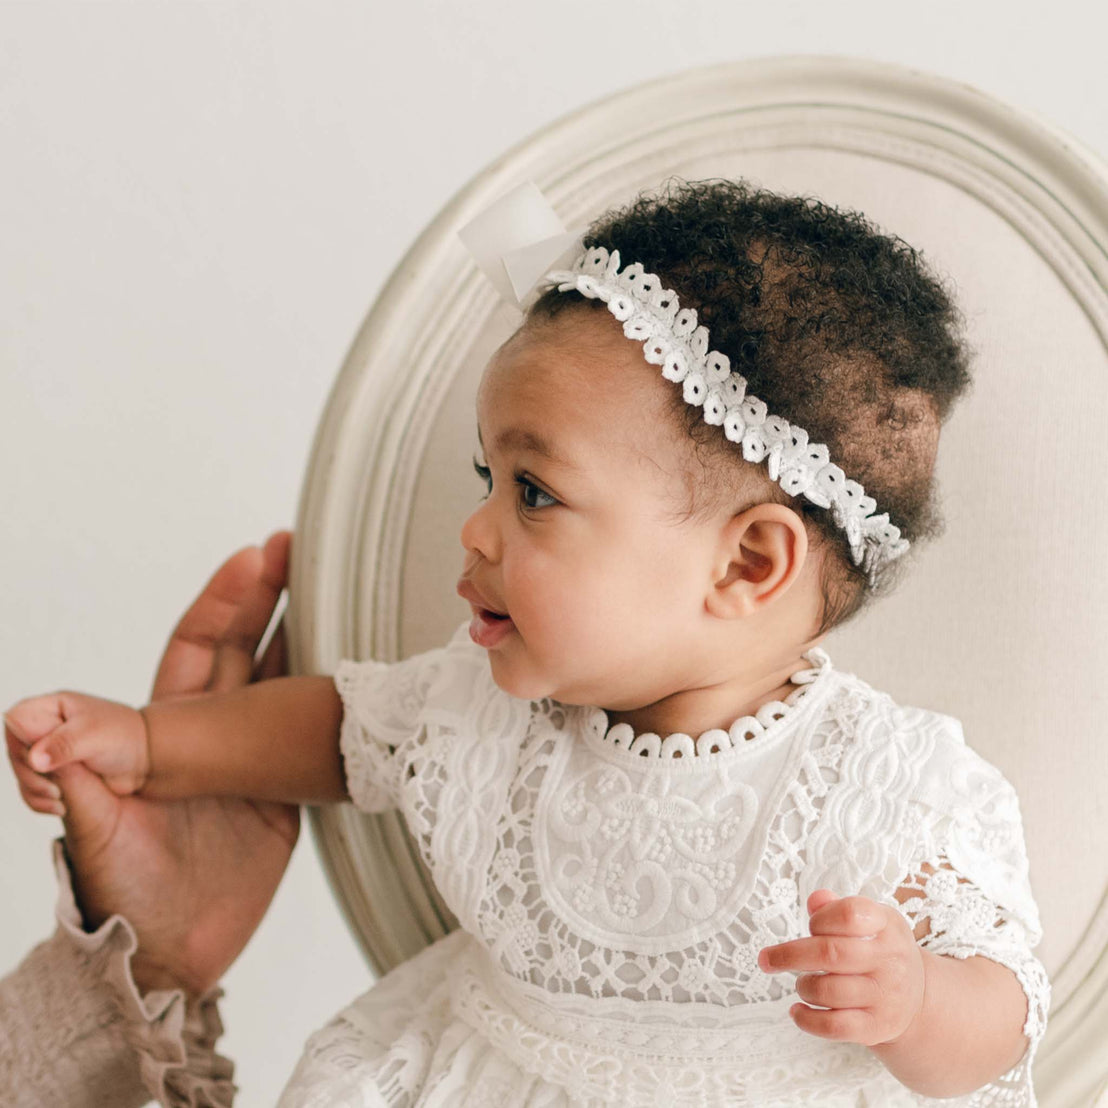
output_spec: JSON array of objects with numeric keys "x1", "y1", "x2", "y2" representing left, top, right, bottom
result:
[{"x1": 52, "y1": 838, "x2": 237, "y2": 1105}]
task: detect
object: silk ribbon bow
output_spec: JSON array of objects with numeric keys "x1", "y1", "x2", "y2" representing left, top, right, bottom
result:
[{"x1": 458, "y1": 181, "x2": 585, "y2": 309}]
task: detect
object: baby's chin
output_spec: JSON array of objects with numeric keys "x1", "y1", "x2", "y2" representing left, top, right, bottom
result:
[
  {"x1": 484, "y1": 651, "x2": 590, "y2": 706},
  {"x1": 487, "y1": 660, "x2": 616, "y2": 714},
  {"x1": 485, "y1": 654, "x2": 554, "y2": 702}
]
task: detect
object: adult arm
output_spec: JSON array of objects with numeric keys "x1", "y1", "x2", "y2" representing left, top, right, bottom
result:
[
  {"x1": 0, "y1": 843, "x2": 229, "y2": 1108},
  {"x1": 2, "y1": 533, "x2": 299, "y2": 1106}
]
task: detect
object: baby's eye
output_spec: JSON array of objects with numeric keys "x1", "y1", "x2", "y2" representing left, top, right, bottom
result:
[
  {"x1": 516, "y1": 475, "x2": 558, "y2": 511},
  {"x1": 472, "y1": 457, "x2": 492, "y2": 498}
]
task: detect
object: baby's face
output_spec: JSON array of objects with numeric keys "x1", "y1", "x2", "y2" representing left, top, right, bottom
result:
[{"x1": 457, "y1": 308, "x2": 728, "y2": 710}]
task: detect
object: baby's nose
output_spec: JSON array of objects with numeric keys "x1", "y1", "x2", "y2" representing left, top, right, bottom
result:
[
  {"x1": 460, "y1": 500, "x2": 501, "y2": 563},
  {"x1": 459, "y1": 548, "x2": 482, "y2": 577}
]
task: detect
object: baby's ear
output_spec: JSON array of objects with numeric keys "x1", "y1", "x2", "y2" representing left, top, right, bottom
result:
[{"x1": 705, "y1": 504, "x2": 808, "y2": 619}]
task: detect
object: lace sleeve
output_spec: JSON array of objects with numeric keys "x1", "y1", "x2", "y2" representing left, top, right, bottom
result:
[
  {"x1": 893, "y1": 730, "x2": 1050, "y2": 1107},
  {"x1": 337, "y1": 624, "x2": 532, "y2": 929},
  {"x1": 334, "y1": 641, "x2": 450, "y2": 812},
  {"x1": 0, "y1": 840, "x2": 234, "y2": 1108}
]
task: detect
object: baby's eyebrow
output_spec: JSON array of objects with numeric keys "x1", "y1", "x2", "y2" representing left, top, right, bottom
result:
[{"x1": 478, "y1": 425, "x2": 579, "y2": 470}]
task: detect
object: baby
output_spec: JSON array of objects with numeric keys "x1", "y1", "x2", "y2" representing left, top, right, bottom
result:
[{"x1": 7, "y1": 180, "x2": 1048, "y2": 1107}]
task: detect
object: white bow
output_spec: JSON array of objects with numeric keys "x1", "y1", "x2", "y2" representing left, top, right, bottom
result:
[{"x1": 457, "y1": 181, "x2": 584, "y2": 308}]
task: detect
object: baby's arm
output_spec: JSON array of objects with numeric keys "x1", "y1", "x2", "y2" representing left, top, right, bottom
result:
[
  {"x1": 6, "y1": 677, "x2": 346, "y2": 806},
  {"x1": 760, "y1": 890, "x2": 1029, "y2": 1098}
]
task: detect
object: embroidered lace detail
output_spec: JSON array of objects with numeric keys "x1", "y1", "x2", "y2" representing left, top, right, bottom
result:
[
  {"x1": 892, "y1": 859, "x2": 1050, "y2": 1107},
  {"x1": 451, "y1": 943, "x2": 886, "y2": 1107},
  {"x1": 336, "y1": 644, "x2": 449, "y2": 812},
  {"x1": 278, "y1": 932, "x2": 465, "y2": 1108},
  {"x1": 478, "y1": 670, "x2": 845, "y2": 990},
  {"x1": 584, "y1": 648, "x2": 830, "y2": 760},
  {"x1": 545, "y1": 247, "x2": 909, "y2": 586},
  {"x1": 283, "y1": 932, "x2": 895, "y2": 1108},
  {"x1": 802, "y1": 699, "x2": 1049, "y2": 1106},
  {"x1": 328, "y1": 632, "x2": 1048, "y2": 1107},
  {"x1": 337, "y1": 626, "x2": 532, "y2": 930}
]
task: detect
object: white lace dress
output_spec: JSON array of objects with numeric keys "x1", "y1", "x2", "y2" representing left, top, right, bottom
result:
[{"x1": 279, "y1": 624, "x2": 1049, "y2": 1108}]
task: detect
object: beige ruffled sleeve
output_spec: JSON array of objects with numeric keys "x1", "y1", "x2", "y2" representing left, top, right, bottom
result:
[{"x1": 0, "y1": 841, "x2": 235, "y2": 1107}]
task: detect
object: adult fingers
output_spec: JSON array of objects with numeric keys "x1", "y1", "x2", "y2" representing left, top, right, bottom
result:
[
  {"x1": 252, "y1": 798, "x2": 302, "y2": 850},
  {"x1": 209, "y1": 530, "x2": 290, "y2": 692},
  {"x1": 251, "y1": 533, "x2": 291, "y2": 681},
  {"x1": 253, "y1": 531, "x2": 290, "y2": 676},
  {"x1": 20, "y1": 791, "x2": 65, "y2": 816},
  {"x1": 55, "y1": 761, "x2": 121, "y2": 849},
  {"x1": 150, "y1": 544, "x2": 266, "y2": 700},
  {"x1": 795, "y1": 971, "x2": 881, "y2": 1011},
  {"x1": 261, "y1": 530, "x2": 291, "y2": 588},
  {"x1": 254, "y1": 618, "x2": 287, "y2": 682}
]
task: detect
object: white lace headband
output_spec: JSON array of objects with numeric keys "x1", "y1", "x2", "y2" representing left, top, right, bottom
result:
[{"x1": 458, "y1": 182, "x2": 909, "y2": 585}]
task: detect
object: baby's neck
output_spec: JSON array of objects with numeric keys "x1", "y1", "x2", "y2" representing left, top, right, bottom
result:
[{"x1": 602, "y1": 655, "x2": 814, "y2": 738}]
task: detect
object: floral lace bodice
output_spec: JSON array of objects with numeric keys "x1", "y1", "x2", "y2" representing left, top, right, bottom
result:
[{"x1": 284, "y1": 624, "x2": 1048, "y2": 1107}]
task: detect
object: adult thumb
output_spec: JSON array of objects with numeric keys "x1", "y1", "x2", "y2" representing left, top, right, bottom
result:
[{"x1": 54, "y1": 761, "x2": 119, "y2": 854}]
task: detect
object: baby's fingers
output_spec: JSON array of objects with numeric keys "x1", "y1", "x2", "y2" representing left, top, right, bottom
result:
[
  {"x1": 5, "y1": 691, "x2": 147, "y2": 791},
  {"x1": 5, "y1": 733, "x2": 65, "y2": 816},
  {"x1": 790, "y1": 1002, "x2": 883, "y2": 1046},
  {"x1": 5, "y1": 694, "x2": 68, "y2": 749},
  {"x1": 795, "y1": 971, "x2": 880, "y2": 1010},
  {"x1": 807, "y1": 894, "x2": 887, "y2": 939},
  {"x1": 759, "y1": 935, "x2": 876, "y2": 976},
  {"x1": 27, "y1": 718, "x2": 97, "y2": 774}
]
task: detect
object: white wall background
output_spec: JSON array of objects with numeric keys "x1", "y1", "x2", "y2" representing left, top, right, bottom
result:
[{"x1": 2, "y1": 2, "x2": 1105, "y2": 1104}]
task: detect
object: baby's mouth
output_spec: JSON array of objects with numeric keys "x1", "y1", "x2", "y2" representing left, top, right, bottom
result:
[{"x1": 468, "y1": 606, "x2": 515, "y2": 648}]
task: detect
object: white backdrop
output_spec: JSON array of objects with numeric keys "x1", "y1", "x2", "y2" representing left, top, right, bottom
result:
[{"x1": 2, "y1": 3, "x2": 1105, "y2": 1105}]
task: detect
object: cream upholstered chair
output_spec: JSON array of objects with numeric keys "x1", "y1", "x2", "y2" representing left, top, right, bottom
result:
[{"x1": 287, "y1": 57, "x2": 1108, "y2": 1106}]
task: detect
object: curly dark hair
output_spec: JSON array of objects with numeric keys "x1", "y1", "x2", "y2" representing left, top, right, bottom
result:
[{"x1": 526, "y1": 179, "x2": 972, "y2": 636}]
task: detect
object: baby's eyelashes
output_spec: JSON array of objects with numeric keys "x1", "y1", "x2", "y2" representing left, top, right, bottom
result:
[
  {"x1": 471, "y1": 456, "x2": 560, "y2": 512},
  {"x1": 472, "y1": 456, "x2": 493, "y2": 498}
]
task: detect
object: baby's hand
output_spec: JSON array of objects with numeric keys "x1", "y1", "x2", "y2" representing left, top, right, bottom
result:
[
  {"x1": 4, "y1": 692, "x2": 149, "y2": 813},
  {"x1": 759, "y1": 889, "x2": 925, "y2": 1048}
]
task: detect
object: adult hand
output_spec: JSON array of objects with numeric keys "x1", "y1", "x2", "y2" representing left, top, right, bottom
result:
[{"x1": 54, "y1": 532, "x2": 300, "y2": 996}]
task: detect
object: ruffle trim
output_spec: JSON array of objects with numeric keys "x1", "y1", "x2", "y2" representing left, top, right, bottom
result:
[
  {"x1": 51, "y1": 839, "x2": 236, "y2": 1108},
  {"x1": 583, "y1": 646, "x2": 832, "y2": 760}
]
